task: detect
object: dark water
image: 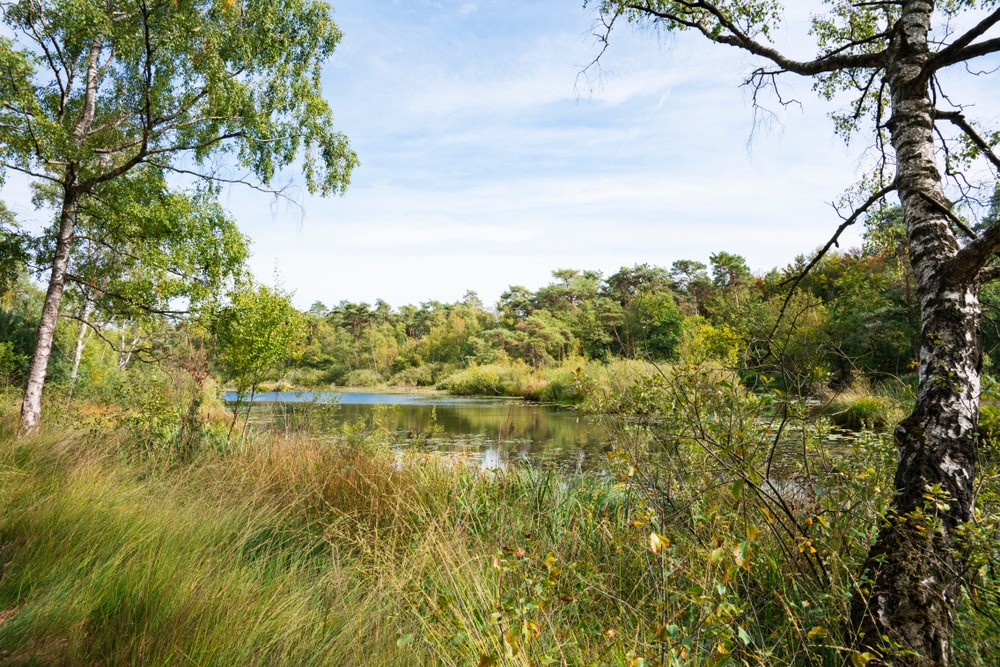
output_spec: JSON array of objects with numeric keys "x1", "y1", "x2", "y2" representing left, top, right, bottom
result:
[{"x1": 224, "y1": 390, "x2": 609, "y2": 472}]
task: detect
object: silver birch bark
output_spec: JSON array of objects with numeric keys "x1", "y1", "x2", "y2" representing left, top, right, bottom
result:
[
  {"x1": 596, "y1": 1, "x2": 1000, "y2": 662},
  {"x1": 18, "y1": 37, "x2": 102, "y2": 436},
  {"x1": 848, "y1": 5, "x2": 982, "y2": 664},
  {"x1": 69, "y1": 294, "x2": 94, "y2": 385}
]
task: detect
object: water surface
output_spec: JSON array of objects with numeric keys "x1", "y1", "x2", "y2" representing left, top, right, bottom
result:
[{"x1": 225, "y1": 390, "x2": 608, "y2": 472}]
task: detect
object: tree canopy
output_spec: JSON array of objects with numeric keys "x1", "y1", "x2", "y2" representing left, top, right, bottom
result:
[{"x1": 0, "y1": 0, "x2": 357, "y2": 434}]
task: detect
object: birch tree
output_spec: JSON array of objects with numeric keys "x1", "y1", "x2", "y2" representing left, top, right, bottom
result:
[
  {"x1": 592, "y1": 1, "x2": 1000, "y2": 664},
  {"x1": 0, "y1": 0, "x2": 357, "y2": 434}
]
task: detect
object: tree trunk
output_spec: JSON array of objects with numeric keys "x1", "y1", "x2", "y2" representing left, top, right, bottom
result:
[
  {"x1": 69, "y1": 293, "x2": 94, "y2": 386},
  {"x1": 851, "y1": 3, "x2": 979, "y2": 664},
  {"x1": 19, "y1": 189, "x2": 80, "y2": 435},
  {"x1": 18, "y1": 36, "x2": 101, "y2": 435}
]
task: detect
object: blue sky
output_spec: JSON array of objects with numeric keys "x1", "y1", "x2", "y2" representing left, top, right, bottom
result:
[
  {"x1": 233, "y1": 0, "x2": 870, "y2": 309},
  {"x1": 5, "y1": 2, "x2": 999, "y2": 310}
]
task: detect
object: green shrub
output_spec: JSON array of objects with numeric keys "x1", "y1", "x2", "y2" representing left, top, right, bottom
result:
[
  {"x1": 533, "y1": 368, "x2": 586, "y2": 404},
  {"x1": 437, "y1": 365, "x2": 506, "y2": 395},
  {"x1": 340, "y1": 368, "x2": 383, "y2": 387},
  {"x1": 388, "y1": 364, "x2": 436, "y2": 387},
  {"x1": 320, "y1": 364, "x2": 351, "y2": 385},
  {"x1": 283, "y1": 367, "x2": 327, "y2": 387}
]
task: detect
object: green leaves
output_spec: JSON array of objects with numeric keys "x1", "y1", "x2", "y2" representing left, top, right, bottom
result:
[
  {"x1": 0, "y1": 0, "x2": 357, "y2": 194},
  {"x1": 211, "y1": 282, "x2": 305, "y2": 394}
]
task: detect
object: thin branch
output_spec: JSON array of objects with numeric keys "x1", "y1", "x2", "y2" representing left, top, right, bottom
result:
[
  {"x1": 917, "y1": 190, "x2": 977, "y2": 240},
  {"x1": 620, "y1": 1, "x2": 886, "y2": 75},
  {"x1": 925, "y1": 10, "x2": 1000, "y2": 73},
  {"x1": 146, "y1": 161, "x2": 299, "y2": 199},
  {"x1": 770, "y1": 181, "x2": 897, "y2": 335},
  {"x1": 65, "y1": 272, "x2": 188, "y2": 317},
  {"x1": 935, "y1": 109, "x2": 1000, "y2": 174},
  {"x1": 937, "y1": 35, "x2": 1000, "y2": 68}
]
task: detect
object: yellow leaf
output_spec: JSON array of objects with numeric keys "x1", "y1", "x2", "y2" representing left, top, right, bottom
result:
[
  {"x1": 807, "y1": 626, "x2": 828, "y2": 639},
  {"x1": 649, "y1": 532, "x2": 670, "y2": 554},
  {"x1": 747, "y1": 524, "x2": 760, "y2": 540}
]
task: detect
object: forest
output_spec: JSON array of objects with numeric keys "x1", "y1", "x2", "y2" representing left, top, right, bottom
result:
[{"x1": 2, "y1": 1, "x2": 1000, "y2": 666}]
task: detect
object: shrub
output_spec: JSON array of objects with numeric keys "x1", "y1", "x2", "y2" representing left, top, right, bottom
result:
[
  {"x1": 437, "y1": 365, "x2": 507, "y2": 395},
  {"x1": 283, "y1": 367, "x2": 328, "y2": 387},
  {"x1": 340, "y1": 369, "x2": 383, "y2": 387},
  {"x1": 388, "y1": 364, "x2": 436, "y2": 387},
  {"x1": 320, "y1": 364, "x2": 351, "y2": 385}
]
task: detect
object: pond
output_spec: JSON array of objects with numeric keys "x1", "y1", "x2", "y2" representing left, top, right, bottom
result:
[{"x1": 223, "y1": 390, "x2": 609, "y2": 472}]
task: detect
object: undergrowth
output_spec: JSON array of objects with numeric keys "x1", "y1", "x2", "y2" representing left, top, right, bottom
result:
[{"x1": 0, "y1": 365, "x2": 997, "y2": 665}]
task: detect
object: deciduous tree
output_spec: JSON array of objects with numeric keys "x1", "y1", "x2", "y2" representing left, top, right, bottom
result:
[
  {"x1": 0, "y1": 0, "x2": 357, "y2": 434},
  {"x1": 593, "y1": 1, "x2": 1000, "y2": 663}
]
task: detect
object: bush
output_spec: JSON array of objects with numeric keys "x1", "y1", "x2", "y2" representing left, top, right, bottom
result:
[
  {"x1": 283, "y1": 367, "x2": 328, "y2": 387},
  {"x1": 388, "y1": 364, "x2": 436, "y2": 387},
  {"x1": 531, "y1": 368, "x2": 586, "y2": 404},
  {"x1": 340, "y1": 368, "x2": 383, "y2": 387},
  {"x1": 320, "y1": 364, "x2": 351, "y2": 385},
  {"x1": 437, "y1": 365, "x2": 509, "y2": 395}
]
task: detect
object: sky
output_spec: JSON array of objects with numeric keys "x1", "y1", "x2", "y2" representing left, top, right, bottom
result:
[{"x1": 5, "y1": 1, "x2": 1000, "y2": 310}]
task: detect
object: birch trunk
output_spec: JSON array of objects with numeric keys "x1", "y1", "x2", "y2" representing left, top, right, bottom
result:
[
  {"x1": 850, "y1": 3, "x2": 980, "y2": 664},
  {"x1": 69, "y1": 294, "x2": 94, "y2": 385},
  {"x1": 19, "y1": 189, "x2": 80, "y2": 435},
  {"x1": 18, "y1": 36, "x2": 102, "y2": 436}
]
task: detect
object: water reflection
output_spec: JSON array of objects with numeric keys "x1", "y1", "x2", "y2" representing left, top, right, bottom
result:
[{"x1": 226, "y1": 390, "x2": 609, "y2": 471}]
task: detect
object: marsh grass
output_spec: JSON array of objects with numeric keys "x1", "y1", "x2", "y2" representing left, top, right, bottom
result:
[
  {"x1": 0, "y1": 367, "x2": 997, "y2": 665},
  {"x1": 812, "y1": 383, "x2": 909, "y2": 432}
]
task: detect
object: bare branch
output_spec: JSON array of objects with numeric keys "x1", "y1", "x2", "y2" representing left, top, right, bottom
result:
[
  {"x1": 771, "y1": 181, "x2": 897, "y2": 334},
  {"x1": 917, "y1": 190, "x2": 977, "y2": 240},
  {"x1": 927, "y1": 10, "x2": 1000, "y2": 71},
  {"x1": 620, "y1": 1, "x2": 886, "y2": 75},
  {"x1": 936, "y1": 35, "x2": 1000, "y2": 68},
  {"x1": 935, "y1": 109, "x2": 1000, "y2": 174}
]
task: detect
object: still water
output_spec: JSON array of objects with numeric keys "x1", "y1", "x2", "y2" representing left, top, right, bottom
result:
[{"x1": 224, "y1": 390, "x2": 609, "y2": 472}]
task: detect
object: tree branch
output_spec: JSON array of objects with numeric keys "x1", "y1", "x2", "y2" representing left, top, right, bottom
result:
[
  {"x1": 620, "y1": 1, "x2": 886, "y2": 75},
  {"x1": 771, "y1": 181, "x2": 897, "y2": 334},
  {"x1": 950, "y1": 218, "x2": 1000, "y2": 283},
  {"x1": 935, "y1": 109, "x2": 1000, "y2": 174},
  {"x1": 917, "y1": 190, "x2": 977, "y2": 240},
  {"x1": 936, "y1": 35, "x2": 1000, "y2": 68},
  {"x1": 979, "y1": 266, "x2": 1000, "y2": 283},
  {"x1": 925, "y1": 9, "x2": 1000, "y2": 73},
  {"x1": 65, "y1": 272, "x2": 188, "y2": 317}
]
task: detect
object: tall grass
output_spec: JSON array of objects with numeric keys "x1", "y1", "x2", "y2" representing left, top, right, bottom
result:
[{"x1": 0, "y1": 366, "x2": 997, "y2": 665}]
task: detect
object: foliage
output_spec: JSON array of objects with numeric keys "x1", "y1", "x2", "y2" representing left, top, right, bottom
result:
[
  {"x1": 3, "y1": 361, "x2": 997, "y2": 665},
  {"x1": 212, "y1": 283, "x2": 304, "y2": 437},
  {"x1": 0, "y1": 0, "x2": 357, "y2": 431}
]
